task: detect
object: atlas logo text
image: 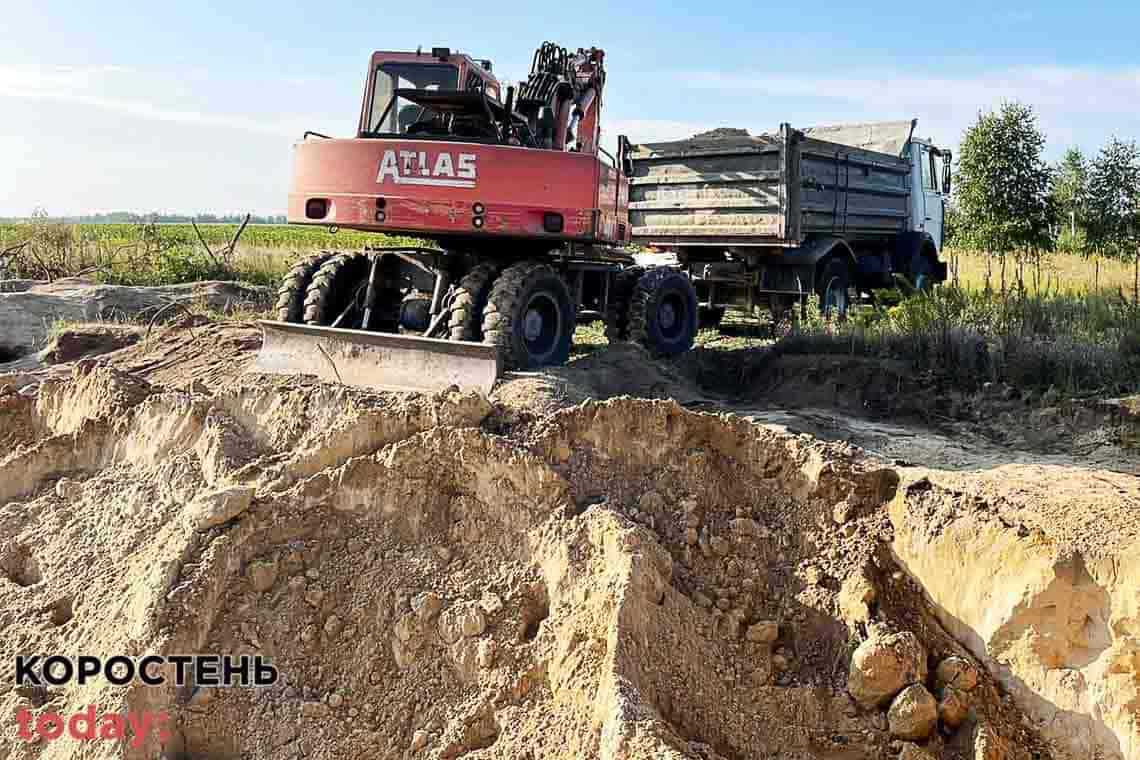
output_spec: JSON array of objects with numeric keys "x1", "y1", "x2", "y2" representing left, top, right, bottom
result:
[{"x1": 376, "y1": 149, "x2": 477, "y2": 188}]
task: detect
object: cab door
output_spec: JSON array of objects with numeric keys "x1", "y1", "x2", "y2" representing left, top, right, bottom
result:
[{"x1": 919, "y1": 145, "x2": 944, "y2": 251}]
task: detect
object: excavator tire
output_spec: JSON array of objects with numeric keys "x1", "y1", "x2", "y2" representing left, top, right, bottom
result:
[
  {"x1": 447, "y1": 261, "x2": 501, "y2": 341},
  {"x1": 274, "y1": 251, "x2": 335, "y2": 323},
  {"x1": 303, "y1": 252, "x2": 372, "y2": 327},
  {"x1": 482, "y1": 261, "x2": 575, "y2": 370},
  {"x1": 628, "y1": 267, "x2": 698, "y2": 357},
  {"x1": 604, "y1": 265, "x2": 645, "y2": 343}
]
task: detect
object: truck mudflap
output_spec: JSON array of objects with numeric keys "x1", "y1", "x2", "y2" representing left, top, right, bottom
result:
[{"x1": 252, "y1": 321, "x2": 501, "y2": 394}]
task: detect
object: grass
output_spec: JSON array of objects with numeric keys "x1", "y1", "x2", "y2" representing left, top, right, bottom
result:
[
  {"x1": 3, "y1": 221, "x2": 1137, "y2": 397},
  {"x1": 0, "y1": 220, "x2": 422, "y2": 287},
  {"x1": 786, "y1": 285, "x2": 1140, "y2": 397},
  {"x1": 946, "y1": 248, "x2": 1136, "y2": 296}
]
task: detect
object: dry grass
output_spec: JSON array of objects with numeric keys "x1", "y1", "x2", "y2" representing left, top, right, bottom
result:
[{"x1": 946, "y1": 248, "x2": 1137, "y2": 296}]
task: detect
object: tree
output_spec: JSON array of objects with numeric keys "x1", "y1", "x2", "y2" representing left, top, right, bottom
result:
[
  {"x1": 955, "y1": 102, "x2": 1055, "y2": 290},
  {"x1": 1052, "y1": 147, "x2": 1089, "y2": 245},
  {"x1": 1087, "y1": 137, "x2": 1140, "y2": 301}
]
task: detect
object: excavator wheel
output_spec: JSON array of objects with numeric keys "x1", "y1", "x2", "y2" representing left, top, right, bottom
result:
[
  {"x1": 447, "y1": 261, "x2": 501, "y2": 341},
  {"x1": 274, "y1": 251, "x2": 335, "y2": 323},
  {"x1": 482, "y1": 261, "x2": 576, "y2": 370},
  {"x1": 604, "y1": 265, "x2": 644, "y2": 343},
  {"x1": 628, "y1": 267, "x2": 698, "y2": 357},
  {"x1": 303, "y1": 252, "x2": 372, "y2": 327}
]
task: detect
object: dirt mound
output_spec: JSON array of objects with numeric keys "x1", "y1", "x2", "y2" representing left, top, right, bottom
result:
[{"x1": 1, "y1": 362, "x2": 1070, "y2": 760}]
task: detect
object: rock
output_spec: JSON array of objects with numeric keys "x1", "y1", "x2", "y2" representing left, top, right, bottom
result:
[
  {"x1": 938, "y1": 686, "x2": 969, "y2": 729},
  {"x1": 479, "y1": 592, "x2": 503, "y2": 616},
  {"x1": 439, "y1": 602, "x2": 485, "y2": 643},
  {"x1": 638, "y1": 491, "x2": 666, "y2": 513},
  {"x1": 898, "y1": 743, "x2": 937, "y2": 760},
  {"x1": 847, "y1": 631, "x2": 928, "y2": 708},
  {"x1": 772, "y1": 653, "x2": 789, "y2": 670},
  {"x1": 410, "y1": 730, "x2": 430, "y2": 751},
  {"x1": 887, "y1": 684, "x2": 938, "y2": 741},
  {"x1": 394, "y1": 614, "x2": 419, "y2": 643},
  {"x1": 729, "y1": 518, "x2": 763, "y2": 538},
  {"x1": 412, "y1": 592, "x2": 443, "y2": 620},
  {"x1": 838, "y1": 572, "x2": 877, "y2": 626},
  {"x1": 54, "y1": 478, "x2": 80, "y2": 500},
  {"x1": 461, "y1": 606, "x2": 486, "y2": 637},
  {"x1": 323, "y1": 614, "x2": 342, "y2": 637},
  {"x1": 832, "y1": 499, "x2": 853, "y2": 524},
  {"x1": 973, "y1": 722, "x2": 1011, "y2": 760},
  {"x1": 477, "y1": 639, "x2": 496, "y2": 669},
  {"x1": 246, "y1": 559, "x2": 278, "y2": 593},
  {"x1": 935, "y1": 655, "x2": 979, "y2": 692},
  {"x1": 745, "y1": 621, "x2": 779, "y2": 644},
  {"x1": 300, "y1": 700, "x2": 329, "y2": 718},
  {"x1": 187, "y1": 485, "x2": 254, "y2": 530}
]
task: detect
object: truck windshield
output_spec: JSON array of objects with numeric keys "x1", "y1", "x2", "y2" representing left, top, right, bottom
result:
[{"x1": 367, "y1": 62, "x2": 459, "y2": 134}]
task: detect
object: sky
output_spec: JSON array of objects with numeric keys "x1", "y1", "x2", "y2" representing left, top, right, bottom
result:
[{"x1": 2, "y1": 0, "x2": 1140, "y2": 216}]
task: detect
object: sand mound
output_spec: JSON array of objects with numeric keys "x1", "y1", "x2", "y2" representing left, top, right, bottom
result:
[{"x1": 0, "y1": 362, "x2": 1074, "y2": 760}]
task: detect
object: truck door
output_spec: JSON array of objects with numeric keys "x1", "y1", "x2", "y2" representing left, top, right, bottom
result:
[{"x1": 919, "y1": 145, "x2": 944, "y2": 251}]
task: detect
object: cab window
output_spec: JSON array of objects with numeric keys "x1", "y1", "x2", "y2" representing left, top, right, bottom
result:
[
  {"x1": 367, "y1": 63, "x2": 459, "y2": 134},
  {"x1": 921, "y1": 147, "x2": 938, "y2": 191}
]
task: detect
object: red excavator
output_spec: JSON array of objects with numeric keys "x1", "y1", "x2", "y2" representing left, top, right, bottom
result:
[{"x1": 256, "y1": 43, "x2": 697, "y2": 393}]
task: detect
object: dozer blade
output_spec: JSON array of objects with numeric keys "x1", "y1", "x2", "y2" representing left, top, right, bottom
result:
[{"x1": 252, "y1": 320, "x2": 501, "y2": 394}]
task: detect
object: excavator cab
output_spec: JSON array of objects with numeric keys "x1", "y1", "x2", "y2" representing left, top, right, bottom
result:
[{"x1": 360, "y1": 50, "x2": 501, "y2": 139}]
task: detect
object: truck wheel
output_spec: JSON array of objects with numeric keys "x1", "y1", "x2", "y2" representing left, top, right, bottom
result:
[
  {"x1": 817, "y1": 258, "x2": 853, "y2": 320},
  {"x1": 275, "y1": 251, "x2": 334, "y2": 322},
  {"x1": 303, "y1": 252, "x2": 372, "y2": 327},
  {"x1": 448, "y1": 262, "x2": 500, "y2": 341},
  {"x1": 628, "y1": 267, "x2": 698, "y2": 356},
  {"x1": 482, "y1": 261, "x2": 576, "y2": 370},
  {"x1": 604, "y1": 265, "x2": 644, "y2": 343}
]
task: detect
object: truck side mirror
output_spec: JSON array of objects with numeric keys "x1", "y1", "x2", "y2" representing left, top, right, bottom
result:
[
  {"x1": 618, "y1": 134, "x2": 634, "y2": 176},
  {"x1": 942, "y1": 150, "x2": 953, "y2": 195}
]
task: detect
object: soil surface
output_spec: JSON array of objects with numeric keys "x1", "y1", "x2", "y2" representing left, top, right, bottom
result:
[{"x1": 1, "y1": 314, "x2": 1138, "y2": 760}]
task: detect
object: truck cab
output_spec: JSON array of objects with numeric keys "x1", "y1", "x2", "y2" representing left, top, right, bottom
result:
[{"x1": 905, "y1": 137, "x2": 952, "y2": 257}]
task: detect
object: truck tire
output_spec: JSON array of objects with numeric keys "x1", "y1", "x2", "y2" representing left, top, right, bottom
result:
[
  {"x1": 448, "y1": 262, "x2": 500, "y2": 341},
  {"x1": 817, "y1": 258, "x2": 853, "y2": 320},
  {"x1": 303, "y1": 252, "x2": 372, "y2": 327},
  {"x1": 604, "y1": 265, "x2": 644, "y2": 343},
  {"x1": 275, "y1": 251, "x2": 334, "y2": 323},
  {"x1": 628, "y1": 267, "x2": 698, "y2": 356},
  {"x1": 482, "y1": 261, "x2": 576, "y2": 370}
]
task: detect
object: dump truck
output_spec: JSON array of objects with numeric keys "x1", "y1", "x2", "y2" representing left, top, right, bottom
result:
[
  {"x1": 628, "y1": 121, "x2": 950, "y2": 324},
  {"x1": 256, "y1": 41, "x2": 951, "y2": 393}
]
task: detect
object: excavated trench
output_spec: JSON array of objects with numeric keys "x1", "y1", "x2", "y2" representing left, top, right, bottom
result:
[{"x1": 0, "y1": 328, "x2": 1137, "y2": 759}]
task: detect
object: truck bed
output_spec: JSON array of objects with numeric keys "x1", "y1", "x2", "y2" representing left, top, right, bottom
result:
[{"x1": 628, "y1": 122, "x2": 912, "y2": 247}]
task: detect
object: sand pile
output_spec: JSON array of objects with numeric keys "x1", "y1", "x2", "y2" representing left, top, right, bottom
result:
[{"x1": 0, "y1": 357, "x2": 1087, "y2": 760}]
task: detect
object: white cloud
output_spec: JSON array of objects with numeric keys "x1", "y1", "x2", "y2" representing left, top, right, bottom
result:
[{"x1": 0, "y1": 63, "x2": 312, "y2": 137}]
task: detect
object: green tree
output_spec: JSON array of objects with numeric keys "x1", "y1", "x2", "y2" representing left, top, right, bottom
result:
[
  {"x1": 1087, "y1": 137, "x2": 1140, "y2": 301},
  {"x1": 1052, "y1": 147, "x2": 1089, "y2": 249},
  {"x1": 955, "y1": 102, "x2": 1054, "y2": 290}
]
